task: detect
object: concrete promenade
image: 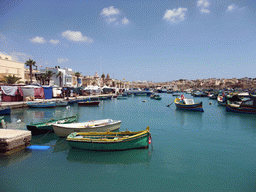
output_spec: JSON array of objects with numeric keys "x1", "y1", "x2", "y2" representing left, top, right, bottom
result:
[{"x1": 0, "y1": 94, "x2": 115, "y2": 109}]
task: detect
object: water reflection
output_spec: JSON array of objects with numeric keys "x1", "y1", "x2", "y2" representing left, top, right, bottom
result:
[
  {"x1": 67, "y1": 148, "x2": 152, "y2": 165},
  {"x1": 0, "y1": 149, "x2": 32, "y2": 167},
  {"x1": 174, "y1": 109, "x2": 203, "y2": 130}
]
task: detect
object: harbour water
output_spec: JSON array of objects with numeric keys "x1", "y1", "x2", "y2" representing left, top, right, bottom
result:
[{"x1": 1, "y1": 94, "x2": 256, "y2": 192}]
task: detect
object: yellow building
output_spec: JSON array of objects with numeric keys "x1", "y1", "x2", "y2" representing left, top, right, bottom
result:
[{"x1": 0, "y1": 54, "x2": 25, "y2": 84}]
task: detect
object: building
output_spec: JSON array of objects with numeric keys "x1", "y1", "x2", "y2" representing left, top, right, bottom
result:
[{"x1": 0, "y1": 54, "x2": 25, "y2": 84}]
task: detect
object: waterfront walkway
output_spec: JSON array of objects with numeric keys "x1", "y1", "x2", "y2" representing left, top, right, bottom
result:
[{"x1": 0, "y1": 94, "x2": 114, "y2": 109}]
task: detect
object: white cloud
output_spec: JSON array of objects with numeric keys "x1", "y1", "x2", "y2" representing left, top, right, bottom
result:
[
  {"x1": 6, "y1": 52, "x2": 31, "y2": 62},
  {"x1": 101, "y1": 6, "x2": 120, "y2": 16},
  {"x1": 197, "y1": 0, "x2": 210, "y2": 13},
  {"x1": 49, "y1": 39, "x2": 60, "y2": 45},
  {"x1": 57, "y1": 58, "x2": 69, "y2": 63},
  {"x1": 227, "y1": 4, "x2": 235, "y2": 12},
  {"x1": 30, "y1": 36, "x2": 46, "y2": 44},
  {"x1": 122, "y1": 17, "x2": 129, "y2": 25},
  {"x1": 106, "y1": 17, "x2": 117, "y2": 23},
  {"x1": 227, "y1": 4, "x2": 245, "y2": 12},
  {"x1": 61, "y1": 30, "x2": 93, "y2": 43},
  {"x1": 163, "y1": 8, "x2": 188, "y2": 23}
]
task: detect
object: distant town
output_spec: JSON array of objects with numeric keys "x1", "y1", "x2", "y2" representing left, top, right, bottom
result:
[{"x1": 0, "y1": 53, "x2": 255, "y2": 91}]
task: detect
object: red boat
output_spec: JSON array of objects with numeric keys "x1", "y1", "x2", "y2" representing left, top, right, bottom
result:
[{"x1": 78, "y1": 101, "x2": 100, "y2": 106}]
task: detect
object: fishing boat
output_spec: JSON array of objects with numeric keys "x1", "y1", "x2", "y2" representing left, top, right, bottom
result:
[
  {"x1": 151, "y1": 95, "x2": 162, "y2": 100},
  {"x1": 78, "y1": 101, "x2": 100, "y2": 106},
  {"x1": 226, "y1": 97, "x2": 256, "y2": 114},
  {"x1": 27, "y1": 115, "x2": 78, "y2": 135},
  {"x1": 0, "y1": 106, "x2": 11, "y2": 115},
  {"x1": 134, "y1": 92, "x2": 147, "y2": 96},
  {"x1": 53, "y1": 119, "x2": 122, "y2": 137},
  {"x1": 217, "y1": 93, "x2": 226, "y2": 106},
  {"x1": 174, "y1": 95, "x2": 204, "y2": 112},
  {"x1": 66, "y1": 126, "x2": 151, "y2": 151},
  {"x1": 27, "y1": 101, "x2": 56, "y2": 108},
  {"x1": 154, "y1": 95, "x2": 162, "y2": 100},
  {"x1": 55, "y1": 100, "x2": 68, "y2": 107}
]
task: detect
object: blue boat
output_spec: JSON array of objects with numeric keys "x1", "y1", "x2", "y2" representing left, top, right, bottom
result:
[
  {"x1": 27, "y1": 101, "x2": 56, "y2": 108},
  {"x1": 174, "y1": 96, "x2": 204, "y2": 112},
  {"x1": 0, "y1": 107, "x2": 11, "y2": 115}
]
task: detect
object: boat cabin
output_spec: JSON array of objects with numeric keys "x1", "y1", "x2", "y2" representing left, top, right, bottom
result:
[{"x1": 240, "y1": 98, "x2": 256, "y2": 109}]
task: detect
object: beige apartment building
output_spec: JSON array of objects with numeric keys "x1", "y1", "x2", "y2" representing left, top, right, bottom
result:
[{"x1": 0, "y1": 54, "x2": 25, "y2": 84}]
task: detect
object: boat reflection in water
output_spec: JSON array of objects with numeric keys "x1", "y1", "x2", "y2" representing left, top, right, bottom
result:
[
  {"x1": 67, "y1": 148, "x2": 152, "y2": 165},
  {"x1": 174, "y1": 109, "x2": 203, "y2": 130}
]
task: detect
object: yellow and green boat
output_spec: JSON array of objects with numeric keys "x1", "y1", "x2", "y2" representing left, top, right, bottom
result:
[{"x1": 66, "y1": 127, "x2": 151, "y2": 151}]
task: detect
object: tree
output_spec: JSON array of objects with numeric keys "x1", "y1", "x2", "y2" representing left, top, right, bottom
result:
[
  {"x1": 25, "y1": 59, "x2": 36, "y2": 84},
  {"x1": 3, "y1": 75, "x2": 22, "y2": 84},
  {"x1": 74, "y1": 72, "x2": 81, "y2": 87},
  {"x1": 45, "y1": 70, "x2": 54, "y2": 85},
  {"x1": 56, "y1": 72, "x2": 63, "y2": 87},
  {"x1": 101, "y1": 73, "x2": 105, "y2": 86}
]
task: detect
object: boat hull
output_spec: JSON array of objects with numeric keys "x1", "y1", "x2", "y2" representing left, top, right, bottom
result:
[
  {"x1": 27, "y1": 115, "x2": 78, "y2": 135},
  {"x1": 53, "y1": 120, "x2": 122, "y2": 137},
  {"x1": 27, "y1": 102, "x2": 56, "y2": 108},
  {"x1": 78, "y1": 101, "x2": 100, "y2": 106},
  {"x1": 0, "y1": 107, "x2": 11, "y2": 115},
  {"x1": 67, "y1": 128, "x2": 150, "y2": 151},
  {"x1": 226, "y1": 104, "x2": 256, "y2": 114},
  {"x1": 175, "y1": 102, "x2": 204, "y2": 112}
]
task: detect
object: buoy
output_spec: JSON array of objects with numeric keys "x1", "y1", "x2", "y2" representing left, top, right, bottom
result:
[
  {"x1": 26, "y1": 145, "x2": 51, "y2": 150},
  {"x1": 143, "y1": 100, "x2": 146, "y2": 102},
  {"x1": 209, "y1": 102, "x2": 212, "y2": 105},
  {"x1": 66, "y1": 106, "x2": 70, "y2": 109},
  {"x1": 17, "y1": 119, "x2": 21, "y2": 123}
]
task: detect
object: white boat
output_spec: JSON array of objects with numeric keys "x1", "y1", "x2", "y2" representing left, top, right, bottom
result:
[
  {"x1": 55, "y1": 100, "x2": 68, "y2": 107},
  {"x1": 52, "y1": 119, "x2": 122, "y2": 137}
]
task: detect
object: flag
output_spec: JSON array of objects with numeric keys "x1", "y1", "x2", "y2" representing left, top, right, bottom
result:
[{"x1": 148, "y1": 136, "x2": 151, "y2": 144}]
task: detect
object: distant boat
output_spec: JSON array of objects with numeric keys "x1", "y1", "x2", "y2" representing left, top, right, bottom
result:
[
  {"x1": 217, "y1": 93, "x2": 226, "y2": 106},
  {"x1": 27, "y1": 115, "x2": 78, "y2": 135},
  {"x1": 151, "y1": 95, "x2": 162, "y2": 100},
  {"x1": 134, "y1": 92, "x2": 147, "y2": 96},
  {"x1": 27, "y1": 101, "x2": 56, "y2": 108},
  {"x1": 78, "y1": 101, "x2": 100, "y2": 106},
  {"x1": 0, "y1": 106, "x2": 11, "y2": 115},
  {"x1": 174, "y1": 95, "x2": 204, "y2": 112},
  {"x1": 53, "y1": 119, "x2": 122, "y2": 137},
  {"x1": 66, "y1": 126, "x2": 151, "y2": 151}
]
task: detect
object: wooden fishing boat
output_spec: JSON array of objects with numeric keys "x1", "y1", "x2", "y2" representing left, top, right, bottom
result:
[
  {"x1": 217, "y1": 94, "x2": 226, "y2": 106},
  {"x1": 66, "y1": 126, "x2": 151, "y2": 151},
  {"x1": 134, "y1": 92, "x2": 147, "y2": 96},
  {"x1": 78, "y1": 101, "x2": 100, "y2": 106},
  {"x1": 27, "y1": 115, "x2": 78, "y2": 135},
  {"x1": 174, "y1": 95, "x2": 204, "y2": 112},
  {"x1": 27, "y1": 101, "x2": 56, "y2": 108},
  {"x1": 0, "y1": 106, "x2": 11, "y2": 115},
  {"x1": 153, "y1": 95, "x2": 162, "y2": 100},
  {"x1": 53, "y1": 119, "x2": 122, "y2": 137},
  {"x1": 226, "y1": 98, "x2": 256, "y2": 114}
]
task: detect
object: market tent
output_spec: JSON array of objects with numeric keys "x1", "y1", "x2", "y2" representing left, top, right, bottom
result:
[
  {"x1": 1, "y1": 86, "x2": 23, "y2": 102},
  {"x1": 43, "y1": 86, "x2": 53, "y2": 99}
]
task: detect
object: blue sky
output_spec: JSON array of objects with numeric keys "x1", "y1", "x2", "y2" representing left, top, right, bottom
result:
[{"x1": 0, "y1": 0, "x2": 256, "y2": 82}]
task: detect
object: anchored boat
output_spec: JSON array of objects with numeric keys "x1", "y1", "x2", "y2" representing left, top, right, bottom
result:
[
  {"x1": 174, "y1": 95, "x2": 204, "y2": 112},
  {"x1": 53, "y1": 119, "x2": 122, "y2": 137},
  {"x1": 66, "y1": 127, "x2": 151, "y2": 151}
]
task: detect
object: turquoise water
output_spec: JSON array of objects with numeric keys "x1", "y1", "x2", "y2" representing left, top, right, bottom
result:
[{"x1": 1, "y1": 94, "x2": 256, "y2": 192}]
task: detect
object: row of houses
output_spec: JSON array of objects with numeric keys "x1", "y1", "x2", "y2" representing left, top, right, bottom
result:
[{"x1": 0, "y1": 54, "x2": 130, "y2": 88}]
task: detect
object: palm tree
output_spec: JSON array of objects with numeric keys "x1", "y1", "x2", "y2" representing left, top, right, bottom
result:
[
  {"x1": 56, "y1": 72, "x2": 62, "y2": 87},
  {"x1": 25, "y1": 59, "x2": 36, "y2": 84},
  {"x1": 74, "y1": 72, "x2": 81, "y2": 87},
  {"x1": 101, "y1": 73, "x2": 105, "y2": 86},
  {"x1": 3, "y1": 75, "x2": 22, "y2": 85},
  {"x1": 45, "y1": 70, "x2": 54, "y2": 85}
]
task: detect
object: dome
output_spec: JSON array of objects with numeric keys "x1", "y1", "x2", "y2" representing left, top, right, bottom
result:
[{"x1": 94, "y1": 72, "x2": 99, "y2": 78}]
